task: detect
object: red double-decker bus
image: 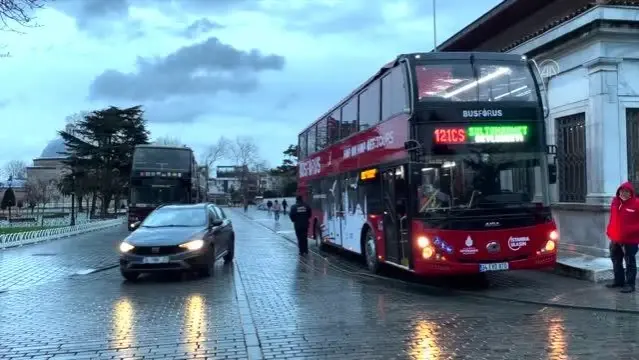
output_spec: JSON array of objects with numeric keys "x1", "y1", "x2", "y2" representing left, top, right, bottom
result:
[{"x1": 297, "y1": 52, "x2": 558, "y2": 276}]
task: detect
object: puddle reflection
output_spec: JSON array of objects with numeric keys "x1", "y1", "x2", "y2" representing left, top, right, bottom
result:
[
  {"x1": 547, "y1": 315, "x2": 566, "y2": 357},
  {"x1": 184, "y1": 294, "x2": 208, "y2": 353},
  {"x1": 111, "y1": 298, "x2": 135, "y2": 357},
  {"x1": 409, "y1": 319, "x2": 441, "y2": 360}
]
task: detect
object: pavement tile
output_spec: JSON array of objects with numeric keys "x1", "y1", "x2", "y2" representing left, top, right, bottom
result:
[{"x1": 0, "y1": 209, "x2": 638, "y2": 359}]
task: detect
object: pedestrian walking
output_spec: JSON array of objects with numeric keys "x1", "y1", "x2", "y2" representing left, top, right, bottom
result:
[
  {"x1": 273, "y1": 200, "x2": 282, "y2": 221},
  {"x1": 606, "y1": 181, "x2": 639, "y2": 293},
  {"x1": 282, "y1": 199, "x2": 288, "y2": 214},
  {"x1": 243, "y1": 198, "x2": 248, "y2": 213},
  {"x1": 289, "y1": 195, "x2": 311, "y2": 255},
  {"x1": 266, "y1": 200, "x2": 273, "y2": 214}
]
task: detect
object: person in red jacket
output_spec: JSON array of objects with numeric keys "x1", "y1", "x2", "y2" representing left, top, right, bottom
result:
[{"x1": 606, "y1": 181, "x2": 639, "y2": 293}]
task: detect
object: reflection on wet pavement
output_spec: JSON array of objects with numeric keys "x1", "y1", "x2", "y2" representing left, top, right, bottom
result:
[{"x1": 0, "y1": 209, "x2": 638, "y2": 359}]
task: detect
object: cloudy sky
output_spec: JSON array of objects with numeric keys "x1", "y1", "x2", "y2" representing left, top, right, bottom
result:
[{"x1": 0, "y1": 0, "x2": 501, "y2": 169}]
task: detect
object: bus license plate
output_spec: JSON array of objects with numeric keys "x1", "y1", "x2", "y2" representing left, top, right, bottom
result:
[
  {"x1": 479, "y1": 262, "x2": 509, "y2": 272},
  {"x1": 143, "y1": 256, "x2": 169, "y2": 264}
]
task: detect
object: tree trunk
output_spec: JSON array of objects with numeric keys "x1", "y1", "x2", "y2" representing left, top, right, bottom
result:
[
  {"x1": 113, "y1": 194, "x2": 120, "y2": 214},
  {"x1": 102, "y1": 193, "x2": 112, "y2": 217},
  {"x1": 77, "y1": 195, "x2": 83, "y2": 212},
  {"x1": 8, "y1": 206, "x2": 11, "y2": 221}
]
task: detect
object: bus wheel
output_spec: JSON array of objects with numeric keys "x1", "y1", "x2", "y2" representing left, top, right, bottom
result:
[{"x1": 364, "y1": 228, "x2": 380, "y2": 274}]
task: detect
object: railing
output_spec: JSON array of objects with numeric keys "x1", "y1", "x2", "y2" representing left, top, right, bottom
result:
[{"x1": 0, "y1": 217, "x2": 125, "y2": 249}]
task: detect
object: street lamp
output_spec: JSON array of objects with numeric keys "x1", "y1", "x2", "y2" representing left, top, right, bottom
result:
[
  {"x1": 70, "y1": 174, "x2": 76, "y2": 226},
  {"x1": 432, "y1": 0, "x2": 438, "y2": 52}
]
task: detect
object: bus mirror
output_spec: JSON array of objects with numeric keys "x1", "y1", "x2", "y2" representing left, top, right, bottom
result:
[
  {"x1": 548, "y1": 164, "x2": 557, "y2": 184},
  {"x1": 404, "y1": 140, "x2": 421, "y2": 151}
]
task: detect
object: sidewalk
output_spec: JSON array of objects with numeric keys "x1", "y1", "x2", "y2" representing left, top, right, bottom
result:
[{"x1": 233, "y1": 206, "x2": 639, "y2": 313}]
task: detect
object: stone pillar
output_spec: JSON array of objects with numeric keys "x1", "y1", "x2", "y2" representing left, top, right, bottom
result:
[{"x1": 583, "y1": 57, "x2": 624, "y2": 204}]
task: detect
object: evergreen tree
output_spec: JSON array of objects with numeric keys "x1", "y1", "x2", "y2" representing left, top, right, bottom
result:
[
  {"x1": 1, "y1": 187, "x2": 16, "y2": 219},
  {"x1": 59, "y1": 106, "x2": 150, "y2": 216},
  {"x1": 271, "y1": 145, "x2": 298, "y2": 196}
]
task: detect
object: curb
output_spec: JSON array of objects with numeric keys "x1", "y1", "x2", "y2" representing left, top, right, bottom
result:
[
  {"x1": 72, "y1": 264, "x2": 119, "y2": 276},
  {"x1": 553, "y1": 261, "x2": 613, "y2": 283}
]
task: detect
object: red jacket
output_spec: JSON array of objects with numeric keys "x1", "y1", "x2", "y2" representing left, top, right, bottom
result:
[{"x1": 607, "y1": 182, "x2": 639, "y2": 244}]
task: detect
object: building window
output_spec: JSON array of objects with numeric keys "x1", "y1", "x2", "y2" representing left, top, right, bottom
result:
[
  {"x1": 358, "y1": 79, "x2": 381, "y2": 131},
  {"x1": 627, "y1": 109, "x2": 639, "y2": 188},
  {"x1": 556, "y1": 113, "x2": 587, "y2": 202},
  {"x1": 298, "y1": 132, "x2": 307, "y2": 160},
  {"x1": 317, "y1": 117, "x2": 328, "y2": 150},
  {"x1": 307, "y1": 124, "x2": 317, "y2": 155},
  {"x1": 381, "y1": 65, "x2": 408, "y2": 121},
  {"x1": 340, "y1": 98, "x2": 358, "y2": 139},
  {"x1": 328, "y1": 109, "x2": 340, "y2": 144}
]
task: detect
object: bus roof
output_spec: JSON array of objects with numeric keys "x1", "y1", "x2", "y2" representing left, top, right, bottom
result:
[
  {"x1": 299, "y1": 51, "x2": 528, "y2": 137},
  {"x1": 134, "y1": 144, "x2": 193, "y2": 151}
]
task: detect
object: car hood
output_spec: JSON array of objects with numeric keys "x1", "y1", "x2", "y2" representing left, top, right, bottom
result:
[{"x1": 125, "y1": 226, "x2": 204, "y2": 246}]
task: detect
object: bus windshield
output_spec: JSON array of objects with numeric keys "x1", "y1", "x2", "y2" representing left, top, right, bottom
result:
[
  {"x1": 130, "y1": 179, "x2": 188, "y2": 205},
  {"x1": 414, "y1": 152, "x2": 548, "y2": 216},
  {"x1": 133, "y1": 147, "x2": 191, "y2": 171},
  {"x1": 415, "y1": 61, "x2": 538, "y2": 102}
]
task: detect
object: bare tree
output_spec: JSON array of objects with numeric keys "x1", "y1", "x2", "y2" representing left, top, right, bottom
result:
[
  {"x1": 202, "y1": 136, "x2": 231, "y2": 172},
  {"x1": 1, "y1": 0, "x2": 48, "y2": 57},
  {"x1": 229, "y1": 136, "x2": 261, "y2": 197},
  {"x1": 4, "y1": 159, "x2": 26, "y2": 180}
]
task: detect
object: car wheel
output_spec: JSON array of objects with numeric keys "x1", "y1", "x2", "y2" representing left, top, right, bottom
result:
[
  {"x1": 364, "y1": 228, "x2": 381, "y2": 274},
  {"x1": 121, "y1": 270, "x2": 140, "y2": 282},
  {"x1": 224, "y1": 238, "x2": 235, "y2": 264},
  {"x1": 198, "y1": 247, "x2": 215, "y2": 277}
]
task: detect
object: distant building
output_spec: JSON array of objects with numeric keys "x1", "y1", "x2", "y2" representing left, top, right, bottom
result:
[{"x1": 26, "y1": 137, "x2": 69, "y2": 184}]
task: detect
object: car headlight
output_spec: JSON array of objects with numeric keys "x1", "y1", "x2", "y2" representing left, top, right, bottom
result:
[
  {"x1": 119, "y1": 242, "x2": 134, "y2": 253},
  {"x1": 179, "y1": 239, "x2": 205, "y2": 251}
]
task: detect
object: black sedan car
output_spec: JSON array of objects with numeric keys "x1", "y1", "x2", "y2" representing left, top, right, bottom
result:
[{"x1": 118, "y1": 203, "x2": 235, "y2": 281}]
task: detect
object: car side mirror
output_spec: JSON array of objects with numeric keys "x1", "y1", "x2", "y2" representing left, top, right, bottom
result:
[
  {"x1": 548, "y1": 164, "x2": 557, "y2": 185},
  {"x1": 129, "y1": 221, "x2": 140, "y2": 231}
]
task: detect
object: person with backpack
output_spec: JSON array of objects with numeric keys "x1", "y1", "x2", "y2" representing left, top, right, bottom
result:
[
  {"x1": 281, "y1": 199, "x2": 288, "y2": 214},
  {"x1": 289, "y1": 196, "x2": 311, "y2": 255},
  {"x1": 272, "y1": 200, "x2": 282, "y2": 221}
]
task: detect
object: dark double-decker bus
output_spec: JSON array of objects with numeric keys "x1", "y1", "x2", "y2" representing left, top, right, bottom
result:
[
  {"x1": 128, "y1": 144, "x2": 206, "y2": 230},
  {"x1": 298, "y1": 52, "x2": 558, "y2": 276}
]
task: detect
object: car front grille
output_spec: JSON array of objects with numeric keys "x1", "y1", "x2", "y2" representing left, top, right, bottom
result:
[{"x1": 131, "y1": 246, "x2": 186, "y2": 255}]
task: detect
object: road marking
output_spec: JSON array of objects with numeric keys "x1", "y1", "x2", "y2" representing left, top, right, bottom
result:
[{"x1": 276, "y1": 230, "x2": 295, "y2": 234}]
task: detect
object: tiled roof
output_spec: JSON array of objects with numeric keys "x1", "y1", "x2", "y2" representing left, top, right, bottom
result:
[{"x1": 501, "y1": 0, "x2": 639, "y2": 52}]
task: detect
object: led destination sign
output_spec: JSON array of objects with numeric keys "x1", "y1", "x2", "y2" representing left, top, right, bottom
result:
[{"x1": 433, "y1": 125, "x2": 529, "y2": 145}]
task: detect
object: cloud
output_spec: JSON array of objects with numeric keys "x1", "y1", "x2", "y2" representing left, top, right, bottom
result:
[
  {"x1": 88, "y1": 36, "x2": 285, "y2": 103},
  {"x1": 179, "y1": 18, "x2": 224, "y2": 39}
]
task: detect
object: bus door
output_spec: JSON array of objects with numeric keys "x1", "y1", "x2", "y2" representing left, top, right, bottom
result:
[{"x1": 382, "y1": 165, "x2": 411, "y2": 266}]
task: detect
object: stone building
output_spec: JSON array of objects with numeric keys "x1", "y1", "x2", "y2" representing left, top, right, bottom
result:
[
  {"x1": 437, "y1": 0, "x2": 639, "y2": 257},
  {"x1": 26, "y1": 137, "x2": 69, "y2": 184}
]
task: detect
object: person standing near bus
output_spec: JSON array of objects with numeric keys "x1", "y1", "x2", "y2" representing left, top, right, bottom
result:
[
  {"x1": 273, "y1": 200, "x2": 282, "y2": 221},
  {"x1": 266, "y1": 200, "x2": 273, "y2": 214},
  {"x1": 282, "y1": 199, "x2": 288, "y2": 214},
  {"x1": 289, "y1": 196, "x2": 311, "y2": 255},
  {"x1": 606, "y1": 181, "x2": 639, "y2": 293}
]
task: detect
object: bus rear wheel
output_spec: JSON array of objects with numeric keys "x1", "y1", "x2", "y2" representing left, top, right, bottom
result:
[{"x1": 364, "y1": 228, "x2": 381, "y2": 274}]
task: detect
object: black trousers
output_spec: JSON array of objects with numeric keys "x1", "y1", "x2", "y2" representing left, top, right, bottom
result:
[
  {"x1": 295, "y1": 226, "x2": 309, "y2": 254},
  {"x1": 610, "y1": 242, "x2": 638, "y2": 287}
]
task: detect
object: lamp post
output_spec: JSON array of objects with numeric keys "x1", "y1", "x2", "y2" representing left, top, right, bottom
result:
[
  {"x1": 432, "y1": 0, "x2": 438, "y2": 52},
  {"x1": 70, "y1": 174, "x2": 76, "y2": 226}
]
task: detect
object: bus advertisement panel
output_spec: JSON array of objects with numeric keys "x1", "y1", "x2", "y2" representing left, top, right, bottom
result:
[
  {"x1": 127, "y1": 145, "x2": 196, "y2": 230},
  {"x1": 297, "y1": 52, "x2": 557, "y2": 277}
]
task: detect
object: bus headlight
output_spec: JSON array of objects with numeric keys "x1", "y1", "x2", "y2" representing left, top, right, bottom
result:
[
  {"x1": 544, "y1": 240, "x2": 556, "y2": 252},
  {"x1": 417, "y1": 236, "x2": 430, "y2": 248},
  {"x1": 422, "y1": 246, "x2": 434, "y2": 259}
]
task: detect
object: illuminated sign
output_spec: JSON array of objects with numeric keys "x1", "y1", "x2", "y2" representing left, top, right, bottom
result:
[
  {"x1": 433, "y1": 125, "x2": 529, "y2": 144},
  {"x1": 360, "y1": 168, "x2": 378, "y2": 180}
]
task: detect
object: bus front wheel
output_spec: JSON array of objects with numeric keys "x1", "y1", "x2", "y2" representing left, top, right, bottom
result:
[{"x1": 364, "y1": 228, "x2": 381, "y2": 274}]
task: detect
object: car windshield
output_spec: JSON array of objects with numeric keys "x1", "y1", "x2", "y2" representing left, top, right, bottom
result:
[
  {"x1": 414, "y1": 152, "x2": 548, "y2": 216},
  {"x1": 141, "y1": 208, "x2": 206, "y2": 227}
]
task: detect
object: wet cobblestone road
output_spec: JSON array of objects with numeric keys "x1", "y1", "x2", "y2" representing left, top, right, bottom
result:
[{"x1": 1, "y1": 209, "x2": 638, "y2": 359}]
